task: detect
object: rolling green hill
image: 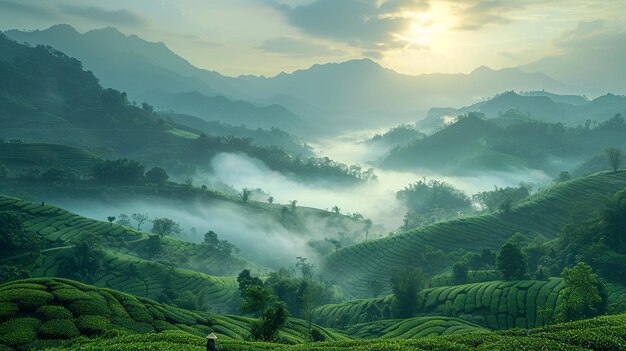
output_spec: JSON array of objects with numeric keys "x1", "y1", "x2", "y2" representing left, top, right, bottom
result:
[
  {"x1": 0, "y1": 142, "x2": 100, "y2": 176},
  {"x1": 384, "y1": 113, "x2": 626, "y2": 175},
  {"x1": 39, "y1": 312, "x2": 626, "y2": 351},
  {"x1": 337, "y1": 316, "x2": 486, "y2": 339},
  {"x1": 311, "y1": 279, "x2": 566, "y2": 329},
  {"x1": 0, "y1": 194, "x2": 251, "y2": 312},
  {"x1": 321, "y1": 171, "x2": 626, "y2": 296},
  {"x1": 0, "y1": 278, "x2": 346, "y2": 350}
]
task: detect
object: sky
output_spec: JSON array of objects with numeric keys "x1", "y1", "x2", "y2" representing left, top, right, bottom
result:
[{"x1": 0, "y1": 0, "x2": 625, "y2": 77}]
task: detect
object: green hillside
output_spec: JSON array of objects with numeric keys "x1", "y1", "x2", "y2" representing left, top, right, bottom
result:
[
  {"x1": 321, "y1": 171, "x2": 626, "y2": 296},
  {"x1": 0, "y1": 278, "x2": 345, "y2": 350},
  {"x1": 311, "y1": 279, "x2": 572, "y2": 329},
  {"x1": 338, "y1": 316, "x2": 486, "y2": 339},
  {"x1": 384, "y1": 113, "x2": 626, "y2": 175},
  {"x1": 0, "y1": 195, "x2": 250, "y2": 312},
  {"x1": 40, "y1": 312, "x2": 626, "y2": 351},
  {"x1": 0, "y1": 143, "x2": 100, "y2": 175}
]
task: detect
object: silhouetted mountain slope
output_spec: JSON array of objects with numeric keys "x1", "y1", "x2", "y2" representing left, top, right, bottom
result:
[
  {"x1": 421, "y1": 91, "x2": 626, "y2": 131},
  {"x1": 383, "y1": 113, "x2": 626, "y2": 175}
]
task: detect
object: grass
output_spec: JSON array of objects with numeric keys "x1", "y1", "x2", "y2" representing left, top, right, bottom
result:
[{"x1": 322, "y1": 171, "x2": 626, "y2": 296}]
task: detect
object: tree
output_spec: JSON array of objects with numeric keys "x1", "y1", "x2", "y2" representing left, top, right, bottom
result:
[
  {"x1": 267, "y1": 196, "x2": 274, "y2": 204},
  {"x1": 556, "y1": 262, "x2": 606, "y2": 322},
  {"x1": 131, "y1": 213, "x2": 149, "y2": 230},
  {"x1": 0, "y1": 211, "x2": 42, "y2": 256},
  {"x1": 557, "y1": 171, "x2": 571, "y2": 182},
  {"x1": 496, "y1": 241, "x2": 528, "y2": 280},
  {"x1": 91, "y1": 158, "x2": 145, "y2": 185},
  {"x1": 107, "y1": 216, "x2": 116, "y2": 225},
  {"x1": 151, "y1": 217, "x2": 181, "y2": 239},
  {"x1": 145, "y1": 167, "x2": 169, "y2": 186},
  {"x1": 452, "y1": 262, "x2": 468, "y2": 284},
  {"x1": 204, "y1": 231, "x2": 220, "y2": 249},
  {"x1": 240, "y1": 285, "x2": 276, "y2": 316},
  {"x1": 463, "y1": 252, "x2": 483, "y2": 277},
  {"x1": 237, "y1": 269, "x2": 264, "y2": 293},
  {"x1": 296, "y1": 257, "x2": 314, "y2": 280},
  {"x1": 116, "y1": 214, "x2": 131, "y2": 227},
  {"x1": 241, "y1": 188, "x2": 253, "y2": 203},
  {"x1": 250, "y1": 302, "x2": 289, "y2": 342},
  {"x1": 602, "y1": 189, "x2": 626, "y2": 249},
  {"x1": 141, "y1": 102, "x2": 154, "y2": 113},
  {"x1": 605, "y1": 147, "x2": 623, "y2": 172},
  {"x1": 390, "y1": 267, "x2": 424, "y2": 318}
]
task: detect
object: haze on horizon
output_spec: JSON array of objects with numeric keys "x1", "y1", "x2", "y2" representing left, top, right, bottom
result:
[{"x1": 0, "y1": 0, "x2": 624, "y2": 81}]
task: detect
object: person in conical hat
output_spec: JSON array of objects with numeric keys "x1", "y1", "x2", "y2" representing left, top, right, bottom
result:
[{"x1": 206, "y1": 333, "x2": 220, "y2": 351}]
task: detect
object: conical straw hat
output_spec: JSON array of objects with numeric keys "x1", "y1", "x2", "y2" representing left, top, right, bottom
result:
[{"x1": 206, "y1": 333, "x2": 218, "y2": 340}]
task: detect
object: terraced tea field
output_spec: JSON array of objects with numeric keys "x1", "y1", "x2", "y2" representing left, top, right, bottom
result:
[
  {"x1": 322, "y1": 171, "x2": 626, "y2": 295},
  {"x1": 41, "y1": 313, "x2": 626, "y2": 351},
  {"x1": 0, "y1": 143, "x2": 100, "y2": 174},
  {"x1": 0, "y1": 195, "x2": 251, "y2": 312},
  {"x1": 339, "y1": 316, "x2": 486, "y2": 339},
  {"x1": 312, "y1": 278, "x2": 626, "y2": 330},
  {"x1": 0, "y1": 278, "x2": 344, "y2": 350}
]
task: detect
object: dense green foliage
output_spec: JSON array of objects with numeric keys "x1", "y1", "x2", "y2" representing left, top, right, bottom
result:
[
  {"x1": 397, "y1": 179, "x2": 472, "y2": 228},
  {"x1": 322, "y1": 171, "x2": 626, "y2": 296},
  {"x1": 496, "y1": 242, "x2": 528, "y2": 280},
  {"x1": 384, "y1": 113, "x2": 626, "y2": 176}
]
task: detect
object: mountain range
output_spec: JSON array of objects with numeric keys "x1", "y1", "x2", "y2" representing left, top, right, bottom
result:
[{"x1": 5, "y1": 25, "x2": 581, "y2": 131}]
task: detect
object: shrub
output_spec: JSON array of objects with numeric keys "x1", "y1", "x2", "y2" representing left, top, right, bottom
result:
[
  {"x1": 51, "y1": 288, "x2": 92, "y2": 302},
  {"x1": 39, "y1": 319, "x2": 80, "y2": 339},
  {"x1": 76, "y1": 315, "x2": 110, "y2": 336},
  {"x1": 0, "y1": 289, "x2": 54, "y2": 309},
  {"x1": 37, "y1": 305, "x2": 73, "y2": 320},
  {"x1": 68, "y1": 299, "x2": 112, "y2": 317},
  {"x1": 0, "y1": 302, "x2": 18, "y2": 319},
  {"x1": 0, "y1": 318, "x2": 40, "y2": 346},
  {"x1": 121, "y1": 299, "x2": 153, "y2": 323}
]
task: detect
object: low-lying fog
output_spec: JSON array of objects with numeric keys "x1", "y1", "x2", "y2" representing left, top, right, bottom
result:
[{"x1": 57, "y1": 129, "x2": 552, "y2": 270}]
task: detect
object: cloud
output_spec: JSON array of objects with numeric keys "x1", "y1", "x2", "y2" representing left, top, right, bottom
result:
[
  {"x1": 447, "y1": 0, "x2": 527, "y2": 31},
  {"x1": 273, "y1": 0, "x2": 430, "y2": 56},
  {"x1": 257, "y1": 36, "x2": 345, "y2": 57},
  {"x1": 0, "y1": 0, "x2": 57, "y2": 19},
  {"x1": 59, "y1": 4, "x2": 150, "y2": 27},
  {"x1": 553, "y1": 20, "x2": 625, "y2": 50}
]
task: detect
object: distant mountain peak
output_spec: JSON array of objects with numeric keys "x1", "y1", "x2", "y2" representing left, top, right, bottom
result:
[
  {"x1": 41, "y1": 24, "x2": 79, "y2": 36},
  {"x1": 471, "y1": 65, "x2": 495, "y2": 74}
]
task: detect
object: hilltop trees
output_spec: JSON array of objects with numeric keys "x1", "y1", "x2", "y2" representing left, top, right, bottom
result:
[
  {"x1": 131, "y1": 213, "x2": 149, "y2": 230},
  {"x1": 241, "y1": 188, "x2": 253, "y2": 203},
  {"x1": 605, "y1": 147, "x2": 623, "y2": 172},
  {"x1": 398, "y1": 179, "x2": 471, "y2": 228},
  {"x1": 0, "y1": 211, "x2": 42, "y2": 257},
  {"x1": 452, "y1": 262, "x2": 469, "y2": 284},
  {"x1": 390, "y1": 267, "x2": 425, "y2": 318},
  {"x1": 603, "y1": 189, "x2": 626, "y2": 249},
  {"x1": 91, "y1": 158, "x2": 145, "y2": 185},
  {"x1": 151, "y1": 217, "x2": 181, "y2": 239},
  {"x1": 556, "y1": 263, "x2": 607, "y2": 322},
  {"x1": 496, "y1": 241, "x2": 528, "y2": 280},
  {"x1": 145, "y1": 167, "x2": 169, "y2": 186}
]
